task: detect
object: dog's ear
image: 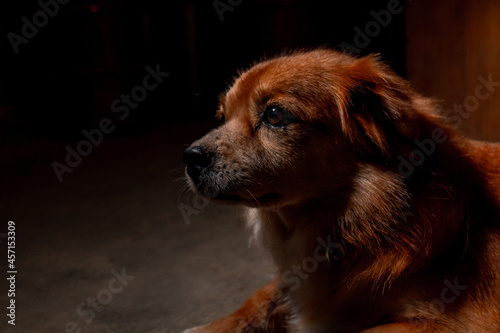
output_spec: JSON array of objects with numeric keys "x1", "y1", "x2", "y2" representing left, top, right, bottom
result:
[{"x1": 338, "y1": 56, "x2": 421, "y2": 158}]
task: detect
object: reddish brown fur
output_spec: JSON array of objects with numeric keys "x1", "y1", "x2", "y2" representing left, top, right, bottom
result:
[{"x1": 183, "y1": 50, "x2": 500, "y2": 332}]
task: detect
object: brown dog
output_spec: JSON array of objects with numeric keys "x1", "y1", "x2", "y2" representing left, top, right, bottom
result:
[{"x1": 182, "y1": 49, "x2": 500, "y2": 332}]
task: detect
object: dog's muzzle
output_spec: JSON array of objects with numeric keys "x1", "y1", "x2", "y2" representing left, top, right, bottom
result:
[{"x1": 183, "y1": 146, "x2": 213, "y2": 185}]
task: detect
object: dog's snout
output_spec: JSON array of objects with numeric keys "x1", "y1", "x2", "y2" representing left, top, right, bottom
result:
[
  {"x1": 183, "y1": 146, "x2": 213, "y2": 183},
  {"x1": 183, "y1": 146, "x2": 212, "y2": 167}
]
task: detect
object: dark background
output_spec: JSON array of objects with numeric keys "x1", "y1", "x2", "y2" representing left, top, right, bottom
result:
[
  {"x1": 0, "y1": 0, "x2": 405, "y2": 138},
  {"x1": 0, "y1": 1, "x2": 499, "y2": 332}
]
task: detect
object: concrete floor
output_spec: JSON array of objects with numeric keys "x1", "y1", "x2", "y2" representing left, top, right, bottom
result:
[{"x1": 0, "y1": 121, "x2": 276, "y2": 333}]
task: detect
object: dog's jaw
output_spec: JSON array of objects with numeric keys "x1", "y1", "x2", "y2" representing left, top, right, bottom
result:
[{"x1": 185, "y1": 174, "x2": 284, "y2": 208}]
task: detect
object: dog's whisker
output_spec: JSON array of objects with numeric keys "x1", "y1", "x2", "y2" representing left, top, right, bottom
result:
[
  {"x1": 178, "y1": 184, "x2": 191, "y2": 198},
  {"x1": 244, "y1": 188, "x2": 261, "y2": 208},
  {"x1": 172, "y1": 175, "x2": 188, "y2": 183},
  {"x1": 175, "y1": 185, "x2": 190, "y2": 201}
]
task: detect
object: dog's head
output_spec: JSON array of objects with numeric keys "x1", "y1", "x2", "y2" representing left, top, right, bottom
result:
[{"x1": 183, "y1": 50, "x2": 428, "y2": 208}]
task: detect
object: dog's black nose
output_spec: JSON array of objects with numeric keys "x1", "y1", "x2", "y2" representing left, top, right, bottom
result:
[{"x1": 183, "y1": 146, "x2": 212, "y2": 183}]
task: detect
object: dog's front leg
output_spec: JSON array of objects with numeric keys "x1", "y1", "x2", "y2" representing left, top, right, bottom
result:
[{"x1": 183, "y1": 279, "x2": 289, "y2": 333}]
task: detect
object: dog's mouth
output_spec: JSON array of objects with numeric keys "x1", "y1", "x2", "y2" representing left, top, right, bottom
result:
[
  {"x1": 189, "y1": 180, "x2": 281, "y2": 207},
  {"x1": 183, "y1": 146, "x2": 283, "y2": 206}
]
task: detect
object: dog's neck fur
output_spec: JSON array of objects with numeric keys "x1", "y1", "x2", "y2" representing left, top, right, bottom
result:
[{"x1": 250, "y1": 162, "x2": 466, "y2": 283}]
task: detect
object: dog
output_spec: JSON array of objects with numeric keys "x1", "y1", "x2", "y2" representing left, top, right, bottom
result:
[{"x1": 182, "y1": 49, "x2": 500, "y2": 332}]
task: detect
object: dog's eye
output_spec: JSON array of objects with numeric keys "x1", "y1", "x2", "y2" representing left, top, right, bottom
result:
[{"x1": 264, "y1": 105, "x2": 289, "y2": 127}]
